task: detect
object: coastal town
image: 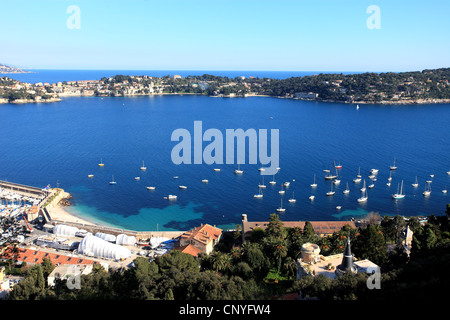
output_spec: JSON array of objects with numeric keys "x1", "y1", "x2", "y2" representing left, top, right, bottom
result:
[
  {"x1": 1, "y1": 66, "x2": 450, "y2": 105},
  {"x1": 1, "y1": 177, "x2": 444, "y2": 301}
]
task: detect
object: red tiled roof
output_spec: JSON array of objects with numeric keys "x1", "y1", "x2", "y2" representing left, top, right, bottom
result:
[
  {"x1": 1, "y1": 247, "x2": 94, "y2": 265},
  {"x1": 173, "y1": 244, "x2": 203, "y2": 257},
  {"x1": 180, "y1": 224, "x2": 222, "y2": 245}
]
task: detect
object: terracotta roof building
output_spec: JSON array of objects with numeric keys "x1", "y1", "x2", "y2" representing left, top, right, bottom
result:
[
  {"x1": 241, "y1": 214, "x2": 356, "y2": 241},
  {"x1": 176, "y1": 224, "x2": 223, "y2": 256},
  {"x1": 0, "y1": 246, "x2": 95, "y2": 266}
]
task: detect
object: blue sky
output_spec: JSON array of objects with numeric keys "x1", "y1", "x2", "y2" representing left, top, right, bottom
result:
[{"x1": 1, "y1": 0, "x2": 449, "y2": 71}]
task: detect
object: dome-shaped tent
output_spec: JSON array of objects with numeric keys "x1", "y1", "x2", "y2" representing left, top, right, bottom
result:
[
  {"x1": 94, "y1": 232, "x2": 116, "y2": 243},
  {"x1": 78, "y1": 235, "x2": 131, "y2": 260},
  {"x1": 116, "y1": 234, "x2": 136, "y2": 246},
  {"x1": 53, "y1": 224, "x2": 79, "y2": 237}
]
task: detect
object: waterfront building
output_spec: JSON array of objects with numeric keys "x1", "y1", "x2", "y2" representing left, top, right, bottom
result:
[{"x1": 176, "y1": 224, "x2": 222, "y2": 256}]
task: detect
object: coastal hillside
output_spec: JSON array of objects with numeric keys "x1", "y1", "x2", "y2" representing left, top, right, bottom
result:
[
  {"x1": 1, "y1": 68, "x2": 449, "y2": 104},
  {"x1": 0, "y1": 63, "x2": 29, "y2": 74}
]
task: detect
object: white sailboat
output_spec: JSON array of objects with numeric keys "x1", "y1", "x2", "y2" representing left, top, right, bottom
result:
[
  {"x1": 269, "y1": 174, "x2": 277, "y2": 185},
  {"x1": 258, "y1": 176, "x2": 267, "y2": 189},
  {"x1": 88, "y1": 174, "x2": 94, "y2": 178},
  {"x1": 288, "y1": 192, "x2": 296, "y2": 203},
  {"x1": 423, "y1": 181, "x2": 431, "y2": 196},
  {"x1": 98, "y1": 158, "x2": 105, "y2": 167},
  {"x1": 392, "y1": 180, "x2": 405, "y2": 199},
  {"x1": 333, "y1": 178, "x2": 341, "y2": 185},
  {"x1": 326, "y1": 184, "x2": 335, "y2": 196},
  {"x1": 234, "y1": 164, "x2": 243, "y2": 174},
  {"x1": 309, "y1": 195, "x2": 315, "y2": 201},
  {"x1": 276, "y1": 198, "x2": 286, "y2": 212},
  {"x1": 442, "y1": 186, "x2": 447, "y2": 194},
  {"x1": 390, "y1": 158, "x2": 397, "y2": 170},
  {"x1": 388, "y1": 171, "x2": 392, "y2": 182},
  {"x1": 357, "y1": 181, "x2": 368, "y2": 203},
  {"x1": 343, "y1": 182, "x2": 350, "y2": 194},
  {"x1": 109, "y1": 175, "x2": 117, "y2": 185},
  {"x1": 278, "y1": 184, "x2": 285, "y2": 195},
  {"x1": 254, "y1": 187, "x2": 263, "y2": 198},
  {"x1": 412, "y1": 176, "x2": 419, "y2": 188},
  {"x1": 140, "y1": 161, "x2": 147, "y2": 171},
  {"x1": 360, "y1": 180, "x2": 367, "y2": 193},
  {"x1": 353, "y1": 167, "x2": 362, "y2": 183},
  {"x1": 310, "y1": 174, "x2": 317, "y2": 188}
]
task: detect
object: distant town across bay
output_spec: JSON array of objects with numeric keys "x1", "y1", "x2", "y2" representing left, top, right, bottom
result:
[{"x1": 1, "y1": 66, "x2": 449, "y2": 105}]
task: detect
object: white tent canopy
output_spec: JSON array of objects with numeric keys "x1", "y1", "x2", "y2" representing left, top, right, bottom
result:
[
  {"x1": 116, "y1": 234, "x2": 136, "y2": 246},
  {"x1": 53, "y1": 224, "x2": 79, "y2": 237},
  {"x1": 150, "y1": 236, "x2": 170, "y2": 249},
  {"x1": 78, "y1": 235, "x2": 131, "y2": 260},
  {"x1": 95, "y1": 232, "x2": 116, "y2": 243}
]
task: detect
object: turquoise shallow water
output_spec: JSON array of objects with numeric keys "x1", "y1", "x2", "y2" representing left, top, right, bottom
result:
[{"x1": 1, "y1": 84, "x2": 450, "y2": 231}]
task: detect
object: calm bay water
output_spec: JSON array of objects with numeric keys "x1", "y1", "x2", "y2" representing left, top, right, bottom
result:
[{"x1": 1, "y1": 71, "x2": 450, "y2": 231}]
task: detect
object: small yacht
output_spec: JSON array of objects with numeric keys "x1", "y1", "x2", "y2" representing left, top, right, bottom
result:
[
  {"x1": 390, "y1": 158, "x2": 397, "y2": 170},
  {"x1": 368, "y1": 183, "x2": 375, "y2": 189},
  {"x1": 258, "y1": 176, "x2": 267, "y2": 189},
  {"x1": 88, "y1": 174, "x2": 94, "y2": 178},
  {"x1": 447, "y1": 171, "x2": 450, "y2": 175},
  {"x1": 254, "y1": 187, "x2": 263, "y2": 198},
  {"x1": 412, "y1": 176, "x2": 419, "y2": 188},
  {"x1": 368, "y1": 174, "x2": 376, "y2": 180},
  {"x1": 388, "y1": 171, "x2": 392, "y2": 182},
  {"x1": 146, "y1": 186, "x2": 156, "y2": 190},
  {"x1": 173, "y1": 176, "x2": 179, "y2": 179},
  {"x1": 343, "y1": 183, "x2": 350, "y2": 194},
  {"x1": 140, "y1": 161, "x2": 147, "y2": 171},
  {"x1": 309, "y1": 195, "x2": 315, "y2": 201},
  {"x1": 258, "y1": 166, "x2": 265, "y2": 172},
  {"x1": 353, "y1": 177, "x2": 362, "y2": 183},
  {"x1": 423, "y1": 182, "x2": 431, "y2": 196},
  {"x1": 166, "y1": 195, "x2": 177, "y2": 200},
  {"x1": 284, "y1": 181, "x2": 290, "y2": 187},
  {"x1": 335, "y1": 160, "x2": 342, "y2": 170},
  {"x1": 353, "y1": 167, "x2": 362, "y2": 183},
  {"x1": 356, "y1": 104, "x2": 360, "y2": 110},
  {"x1": 234, "y1": 164, "x2": 244, "y2": 174},
  {"x1": 430, "y1": 174, "x2": 434, "y2": 178},
  {"x1": 202, "y1": 179, "x2": 209, "y2": 183},
  {"x1": 278, "y1": 189, "x2": 285, "y2": 195},
  {"x1": 442, "y1": 188, "x2": 447, "y2": 194},
  {"x1": 109, "y1": 175, "x2": 117, "y2": 185},
  {"x1": 357, "y1": 183, "x2": 368, "y2": 203},
  {"x1": 426, "y1": 180, "x2": 433, "y2": 184},
  {"x1": 360, "y1": 180, "x2": 367, "y2": 193},
  {"x1": 326, "y1": 184, "x2": 335, "y2": 196},
  {"x1": 276, "y1": 199, "x2": 286, "y2": 213},
  {"x1": 178, "y1": 185, "x2": 187, "y2": 189},
  {"x1": 310, "y1": 174, "x2": 317, "y2": 188},
  {"x1": 392, "y1": 180, "x2": 405, "y2": 199},
  {"x1": 370, "y1": 169, "x2": 379, "y2": 174},
  {"x1": 134, "y1": 177, "x2": 140, "y2": 181},
  {"x1": 288, "y1": 192, "x2": 296, "y2": 203},
  {"x1": 269, "y1": 174, "x2": 277, "y2": 185},
  {"x1": 336, "y1": 206, "x2": 342, "y2": 210},
  {"x1": 98, "y1": 158, "x2": 105, "y2": 167},
  {"x1": 333, "y1": 179, "x2": 341, "y2": 186},
  {"x1": 387, "y1": 181, "x2": 391, "y2": 187},
  {"x1": 214, "y1": 168, "x2": 221, "y2": 172}
]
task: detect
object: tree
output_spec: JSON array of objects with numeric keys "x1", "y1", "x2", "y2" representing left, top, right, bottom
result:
[
  {"x1": 302, "y1": 221, "x2": 315, "y2": 241},
  {"x1": 352, "y1": 224, "x2": 387, "y2": 265},
  {"x1": 265, "y1": 213, "x2": 285, "y2": 241}
]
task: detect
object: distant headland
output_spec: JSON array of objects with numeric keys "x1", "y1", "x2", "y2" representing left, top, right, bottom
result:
[
  {"x1": 1, "y1": 67, "x2": 449, "y2": 105},
  {"x1": 0, "y1": 63, "x2": 32, "y2": 74}
]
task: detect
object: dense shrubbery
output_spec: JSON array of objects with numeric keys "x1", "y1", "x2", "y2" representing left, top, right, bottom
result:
[{"x1": 7, "y1": 205, "x2": 450, "y2": 300}]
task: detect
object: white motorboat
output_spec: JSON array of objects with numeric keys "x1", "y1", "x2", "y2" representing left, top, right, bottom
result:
[
  {"x1": 178, "y1": 185, "x2": 187, "y2": 189},
  {"x1": 134, "y1": 177, "x2": 140, "y2": 181},
  {"x1": 370, "y1": 169, "x2": 379, "y2": 174},
  {"x1": 336, "y1": 206, "x2": 342, "y2": 210},
  {"x1": 88, "y1": 174, "x2": 94, "y2": 178},
  {"x1": 146, "y1": 186, "x2": 156, "y2": 190},
  {"x1": 202, "y1": 179, "x2": 209, "y2": 183},
  {"x1": 309, "y1": 195, "x2": 315, "y2": 201},
  {"x1": 214, "y1": 168, "x2": 221, "y2": 172}
]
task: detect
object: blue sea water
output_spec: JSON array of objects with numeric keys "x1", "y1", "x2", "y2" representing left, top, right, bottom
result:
[{"x1": 1, "y1": 71, "x2": 450, "y2": 231}]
